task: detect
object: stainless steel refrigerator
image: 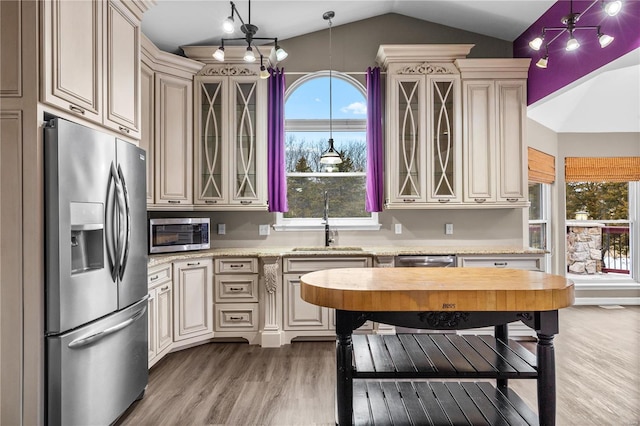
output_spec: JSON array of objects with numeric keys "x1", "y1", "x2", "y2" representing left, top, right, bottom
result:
[{"x1": 44, "y1": 117, "x2": 148, "y2": 425}]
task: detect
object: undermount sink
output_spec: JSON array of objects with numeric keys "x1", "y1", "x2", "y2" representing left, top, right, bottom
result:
[{"x1": 292, "y1": 246, "x2": 363, "y2": 252}]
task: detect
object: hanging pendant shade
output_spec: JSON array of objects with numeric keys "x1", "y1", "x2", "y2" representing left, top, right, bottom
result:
[{"x1": 320, "y1": 10, "x2": 342, "y2": 167}]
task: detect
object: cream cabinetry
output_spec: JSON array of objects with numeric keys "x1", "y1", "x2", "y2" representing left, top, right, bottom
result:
[
  {"x1": 377, "y1": 45, "x2": 468, "y2": 209},
  {"x1": 283, "y1": 257, "x2": 372, "y2": 341},
  {"x1": 147, "y1": 264, "x2": 173, "y2": 368},
  {"x1": 41, "y1": 0, "x2": 141, "y2": 138},
  {"x1": 141, "y1": 36, "x2": 203, "y2": 208},
  {"x1": 173, "y1": 258, "x2": 213, "y2": 343},
  {"x1": 214, "y1": 258, "x2": 259, "y2": 334},
  {"x1": 457, "y1": 59, "x2": 530, "y2": 207},
  {"x1": 193, "y1": 66, "x2": 267, "y2": 210}
]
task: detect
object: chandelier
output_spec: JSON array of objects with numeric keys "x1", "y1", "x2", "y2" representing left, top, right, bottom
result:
[
  {"x1": 213, "y1": 0, "x2": 288, "y2": 76},
  {"x1": 528, "y1": 0, "x2": 621, "y2": 69}
]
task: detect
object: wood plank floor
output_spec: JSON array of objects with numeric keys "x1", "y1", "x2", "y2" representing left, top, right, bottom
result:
[{"x1": 117, "y1": 306, "x2": 639, "y2": 426}]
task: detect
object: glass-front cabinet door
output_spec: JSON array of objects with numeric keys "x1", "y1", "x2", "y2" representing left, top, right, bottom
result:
[
  {"x1": 427, "y1": 76, "x2": 462, "y2": 203},
  {"x1": 230, "y1": 77, "x2": 265, "y2": 206},
  {"x1": 195, "y1": 78, "x2": 227, "y2": 205},
  {"x1": 194, "y1": 69, "x2": 267, "y2": 210},
  {"x1": 387, "y1": 74, "x2": 426, "y2": 205}
]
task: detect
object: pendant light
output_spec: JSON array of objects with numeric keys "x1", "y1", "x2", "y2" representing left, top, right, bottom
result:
[{"x1": 320, "y1": 11, "x2": 342, "y2": 167}]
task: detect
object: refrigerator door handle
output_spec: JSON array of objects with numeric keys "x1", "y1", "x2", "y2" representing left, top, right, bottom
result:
[
  {"x1": 113, "y1": 165, "x2": 126, "y2": 281},
  {"x1": 105, "y1": 162, "x2": 119, "y2": 282},
  {"x1": 67, "y1": 302, "x2": 148, "y2": 349},
  {"x1": 117, "y1": 164, "x2": 132, "y2": 281}
]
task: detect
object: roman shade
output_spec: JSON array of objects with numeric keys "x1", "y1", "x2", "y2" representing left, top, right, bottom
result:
[
  {"x1": 528, "y1": 147, "x2": 555, "y2": 184},
  {"x1": 565, "y1": 157, "x2": 640, "y2": 182}
]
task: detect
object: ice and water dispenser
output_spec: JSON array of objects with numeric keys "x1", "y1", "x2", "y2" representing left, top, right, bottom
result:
[{"x1": 70, "y1": 202, "x2": 104, "y2": 274}]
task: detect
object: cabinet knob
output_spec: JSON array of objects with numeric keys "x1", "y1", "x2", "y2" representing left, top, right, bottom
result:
[
  {"x1": 118, "y1": 126, "x2": 130, "y2": 134},
  {"x1": 68, "y1": 104, "x2": 85, "y2": 115}
]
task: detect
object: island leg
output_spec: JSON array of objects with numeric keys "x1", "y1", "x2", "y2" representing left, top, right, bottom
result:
[
  {"x1": 536, "y1": 310, "x2": 559, "y2": 426},
  {"x1": 335, "y1": 310, "x2": 354, "y2": 426},
  {"x1": 494, "y1": 323, "x2": 509, "y2": 390}
]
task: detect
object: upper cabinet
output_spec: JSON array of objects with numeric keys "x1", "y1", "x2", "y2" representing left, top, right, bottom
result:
[
  {"x1": 141, "y1": 36, "x2": 204, "y2": 208},
  {"x1": 41, "y1": 0, "x2": 146, "y2": 139},
  {"x1": 376, "y1": 45, "x2": 530, "y2": 209},
  {"x1": 184, "y1": 46, "x2": 268, "y2": 211}
]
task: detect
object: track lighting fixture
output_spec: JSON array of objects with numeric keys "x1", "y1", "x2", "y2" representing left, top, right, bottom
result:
[
  {"x1": 528, "y1": 0, "x2": 620, "y2": 68},
  {"x1": 213, "y1": 0, "x2": 288, "y2": 69}
]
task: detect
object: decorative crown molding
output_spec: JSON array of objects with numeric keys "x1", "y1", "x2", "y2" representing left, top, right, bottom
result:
[
  {"x1": 200, "y1": 65, "x2": 258, "y2": 77},
  {"x1": 397, "y1": 62, "x2": 456, "y2": 75}
]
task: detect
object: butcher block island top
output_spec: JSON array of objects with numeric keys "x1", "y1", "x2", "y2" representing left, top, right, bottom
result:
[{"x1": 300, "y1": 267, "x2": 574, "y2": 312}]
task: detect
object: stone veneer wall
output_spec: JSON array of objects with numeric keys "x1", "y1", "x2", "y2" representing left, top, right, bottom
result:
[{"x1": 566, "y1": 222, "x2": 604, "y2": 274}]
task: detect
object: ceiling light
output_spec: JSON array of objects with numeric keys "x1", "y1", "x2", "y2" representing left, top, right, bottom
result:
[
  {"x1": 319, "y1": 10, "x2": 342, "y2": 167},
  {"x1": 213, "y1": 46, "x2": 225, "y2": 61},
  {"x1": 528, "y1": 0, "x2": 619, "y2": 69},
  {"x1": 259, "y1": 56, "x2": 269, "y2": 79},
  {"x1": 598, "y1": 32, "x2": 614, "y2": 47},
  {"x1": 529, "y1": 36, "x2": 544, "y2": 51},
  {"x1": 536, "y1": 55, "x2": 549, "y2": 68},
  {"x1": 566, "y1": 34, "x2": 580, "y2": 51},
  {"x1": 216, "y1": 1, "x2": 289, "y2": 64},
  {"x1": 603, "y1": 0, "x2": 622, "y2": 16}
]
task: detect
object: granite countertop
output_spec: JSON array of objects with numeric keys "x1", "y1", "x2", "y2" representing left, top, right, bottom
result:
[{"x1": 148, "y1": 246, "x2": 546, "y2": 267}]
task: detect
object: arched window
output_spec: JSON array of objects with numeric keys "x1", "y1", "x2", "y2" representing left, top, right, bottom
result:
[{"x1": 275, "y1": 71, "x2": 378, "y2": 229}]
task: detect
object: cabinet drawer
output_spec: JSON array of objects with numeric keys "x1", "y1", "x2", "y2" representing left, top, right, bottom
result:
[
  {"x1": 215, "y1": 275, "x2": 258, "y2": 303},
  {"x1": 215, "y1": 258, "x2": 258, "y2": 274},
  {"x1": 284, "y1": 256, "x2": 372, "y2": 273},
  {"x1": 148, "y1": 264, "x2": 172, "y2": 287},
  {"x1": 214, "y1": 304, "x2": 258, "y2": 331},
  {"x1": 458, "y1": 256, "x2": 543, "y2": 271}
]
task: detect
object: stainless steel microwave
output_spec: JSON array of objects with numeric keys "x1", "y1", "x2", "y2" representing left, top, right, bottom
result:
[{"x1": 149, "y1": 218, "x2": 210, "y2": 254}]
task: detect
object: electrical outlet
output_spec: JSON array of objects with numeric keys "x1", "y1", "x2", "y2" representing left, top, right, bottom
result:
[
  {"x1": 445, "y1": 223, "x2": 454, "y2": 235},
  {"x1": 259, "y1": 224, "x2": 270, "y2": 236},
  {"x1": 395, "y1": 223, "x2": 402, "y2": 234},
  {"x1": 217, "y1": 223, "x2": 226, "y2": 235}
]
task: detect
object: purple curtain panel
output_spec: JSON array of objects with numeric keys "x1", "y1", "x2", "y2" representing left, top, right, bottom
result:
[
  {"x1": 267, "y1": 67, "x2": 288, "y2": 212},
  {"x1": 365, "y1": 66, "x2": 384, "y2": 213}
]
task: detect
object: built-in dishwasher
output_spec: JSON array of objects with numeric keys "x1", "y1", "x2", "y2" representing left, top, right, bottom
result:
[
  {"x1": 393, "y1": 254, "x2": 457, "y2": 333},
  {"x1": 394, "y1": 255, "x2": 456, "y2": 268}
]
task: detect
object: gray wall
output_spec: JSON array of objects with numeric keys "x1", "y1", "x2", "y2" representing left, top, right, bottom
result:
[{"x1": 156, "y1": 13, "x2": 528, "y2": 250}]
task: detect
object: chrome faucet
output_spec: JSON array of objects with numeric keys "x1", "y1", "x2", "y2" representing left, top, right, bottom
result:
[{"x1": 323, "y1": 191, "x2": 334, "y2": 247}]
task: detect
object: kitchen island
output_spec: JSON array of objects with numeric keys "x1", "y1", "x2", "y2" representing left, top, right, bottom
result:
[{"x1": 300, "y1": 267, "x2": 574, "y2": 425}]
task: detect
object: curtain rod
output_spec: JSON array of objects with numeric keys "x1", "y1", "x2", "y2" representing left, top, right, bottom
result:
[{"x1": 284, "y1": 71, "x2": 387, "y2": 75}]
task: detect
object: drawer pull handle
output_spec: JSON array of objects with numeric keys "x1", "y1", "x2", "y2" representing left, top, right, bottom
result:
[
  {"x1": 160, "y1": 285, "x2": 169, "y2": 291},
  {"x1": 229, "y1": 316, "x2": 244, "y2": 321},
  {"x1": 68, "y1": 104, "x2": 85, "y2": 115},
  {"x1": 187, "y1": 262, "x2": 201, "y2": 266},
  {"x1": 229, "y1": 264, "x2": 243, "y2": 268},
  {"x1": 150, "y1": 275, "x2": 159, "y2": 281},
  {"x1": 240, "y1": 200, "x2": 252, "y2": 205},
  {"x1": 507, "y1": 198, "x2": 519, "y2": 202},
  {"x1": 402, "y1": 199, "x2": 416, "y2": 203},
  {"x1": 229, "y1": 287, "x2": 244, "y2": 292},
  {"x1": 438, "y1": 199, "x2": 450, "y2": 203},
  {"x1": 118, "y1": 126, "x2": 130, "y2": 134},
  {"x1": 474, "y1": 198, "x2": 486, "y2": 203},
  {"x1": 494, "y1": 262, "x2": 508, "y2": 267},
  {"x1": 167, "y1": 200, "x2": 181, "y2": 204},
  {"x1": 205, "y1": 200, "x2": 217, "y2": 204}
]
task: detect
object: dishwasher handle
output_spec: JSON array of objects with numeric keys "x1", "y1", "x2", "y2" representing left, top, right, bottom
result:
[{"x1": 395, "y1": 255, "x2": 456, "y2": 267}]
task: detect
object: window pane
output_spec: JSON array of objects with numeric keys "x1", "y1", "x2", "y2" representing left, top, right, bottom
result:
[
  {"x1": 528, "y1": 183, "x2": 542, "y2": 220},
  {"x1": 285, "y1": 176, "x2": 368, "y2": 218},
  {"x1": 286, "y1": 131, "x2": 366, "y2": 172},
  {"x1": 285, "y1": 77, "x2": 366, "y2": 119},
  {"x1": 529, "y1": 223, "x2": 547, "y2": 250},
  {"x1": 565, "y1": 182, "x2": 629, "y2": 220}
]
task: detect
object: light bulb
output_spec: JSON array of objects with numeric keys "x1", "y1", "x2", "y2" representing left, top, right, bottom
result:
[
  {"x1": 603, "y1": 0, "x2": 622, "y2": 16},
  {"x1": 275, "y1": 46, "x2": 288, "y2": 61},
  {"x1": 213, "y1": 47, "x2": 225, "y2": 61},
  {"x1": 529, "y1": 37, "x2": 543, "y2": 51},
  {"x1": 599, "y1": 33, "x2": 614, "y2": 48},
  {"x1": 222, "y1": 16, "x2": 235, "y2": 33},
  {"x1": 259, "y1": 67, "x2": 270, "y2": 79},
  {"x1": 566, "y1": 36, "x2": 580, "y2": 51},
  {"x1": 244, "y1": 47, "x2": 256, "y2": 62},
  {"x1": 536, "y1": 56, "x2": 548, "y2": 69}
]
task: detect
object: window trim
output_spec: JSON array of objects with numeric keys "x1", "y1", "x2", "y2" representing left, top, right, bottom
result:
[
  {"x1": 275, "y1": 71, "x2": 380, "y2": 232},
  {"x1": 529, "y1": 182, "x2": 552, "y2": 272}
]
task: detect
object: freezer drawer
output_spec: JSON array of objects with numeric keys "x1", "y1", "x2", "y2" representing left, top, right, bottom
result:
[{"x1": 46, "y1": 298, "x2": 148, "y2": 426}]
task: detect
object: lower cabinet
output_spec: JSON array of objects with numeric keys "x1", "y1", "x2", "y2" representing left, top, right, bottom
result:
[
  {"x1": 283, "y1": 256, "x2": 373, "y2": 341},
  {"x1": 213, "y1": 258, "x2": 259, "y2": 337},
  {"x1": 147, "y1": 264, "x2": 173, "y2": 368},
  {"x1": 173, "y1": 258, "x2": 214, "y2": 343}
]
